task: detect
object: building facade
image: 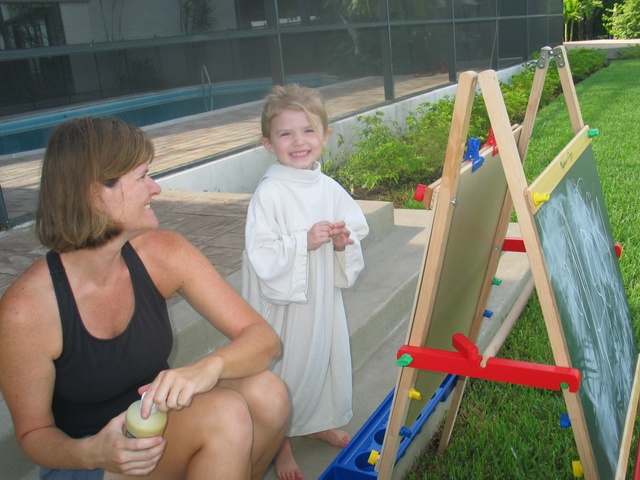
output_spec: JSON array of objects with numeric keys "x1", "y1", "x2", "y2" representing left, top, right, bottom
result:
[{"x1": 0, "y1": 0, "x2": 562, "y2": 121}]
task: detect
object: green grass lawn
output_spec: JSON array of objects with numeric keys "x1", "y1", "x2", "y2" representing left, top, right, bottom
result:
[{"x1": 403, "y1": 59, "x2": 640, "y2": 480}]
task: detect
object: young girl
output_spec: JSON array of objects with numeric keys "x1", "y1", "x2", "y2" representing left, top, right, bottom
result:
[{"x1": 242, "y1": 84, "x2": 369, "y2": 480}]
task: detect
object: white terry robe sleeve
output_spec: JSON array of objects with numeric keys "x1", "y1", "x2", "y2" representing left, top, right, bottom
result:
[
  {"x1": 244, "y1": 190, "x2": 309, "y2": 305},
  {"x1": 333, "y1": 189, "x2": 369, "y2": 289}
]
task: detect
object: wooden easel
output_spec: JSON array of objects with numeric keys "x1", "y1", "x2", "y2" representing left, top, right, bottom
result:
[{"x1": 375, "y1": 46, "x2": 640, "y2": 479}]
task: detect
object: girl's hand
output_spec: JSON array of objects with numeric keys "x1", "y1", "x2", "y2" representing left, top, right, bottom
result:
[
  {"x1": 307, "y1": 221, "x2": 334, "y2": 251},
  {"x1": 330, "y1": 221, "x2": 354, "y2": 251}
]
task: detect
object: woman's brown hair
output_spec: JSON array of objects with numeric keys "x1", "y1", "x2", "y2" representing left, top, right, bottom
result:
[{"x1": 35, "y1": 117, "x2": 154, "y2": 252}]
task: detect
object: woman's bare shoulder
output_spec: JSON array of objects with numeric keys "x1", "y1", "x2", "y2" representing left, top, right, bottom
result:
[
  {"x1": 0, "y1": 256, "x2": 60, "y2": 350},
  {"x1": 1, "y1": 256, "x2": 53, "y2": 313},
  {"x1": 130, "y1": 229, "x2": 210, "y2": 295},
  {"x1": 132, "y1": 228, "x2": 187, "y2": 247},
  {"x1": 130, "y1": 229, "x2": 196, "y2": 263}
]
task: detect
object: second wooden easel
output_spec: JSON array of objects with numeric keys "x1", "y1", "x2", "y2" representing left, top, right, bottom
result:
[{"x1": 374, "y1": 46, "x2": 640, "y2": 479}]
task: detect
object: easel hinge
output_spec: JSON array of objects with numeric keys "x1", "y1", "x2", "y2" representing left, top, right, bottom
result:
[
  {"x1": 537, "y1": 46, "x2": 553, "y2": 69},
  {"x1": 551, "y1": 47, "x2": 566, "y2": 68}
]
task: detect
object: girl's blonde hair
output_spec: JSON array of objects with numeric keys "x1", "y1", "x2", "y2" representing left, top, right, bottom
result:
[
  {"x1": 36, "y1": 116, "x2": 155, "y2": 252},
  {"x1": 261, "y1": 84, "x2": 329, "y2": 141}
]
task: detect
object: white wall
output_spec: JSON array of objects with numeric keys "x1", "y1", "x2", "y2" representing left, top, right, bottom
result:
[{"x1": 157, "y1": 63, "x2": 525, "y2": 194}]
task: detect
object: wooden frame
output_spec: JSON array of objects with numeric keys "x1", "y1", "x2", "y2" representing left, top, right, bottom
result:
[
  {"x1": 376, "y1": 69, "x2": 518, "y2": 479},
  {"x1": 375, "y1": 46, "x2": 639, "y2": 480}
]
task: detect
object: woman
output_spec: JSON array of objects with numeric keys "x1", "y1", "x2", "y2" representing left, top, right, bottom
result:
[{"x1": 0, "y1": 117, "x2": 288, "y2": 479}]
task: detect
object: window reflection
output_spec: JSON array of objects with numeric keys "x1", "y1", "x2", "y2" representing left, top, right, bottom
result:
[{"x1": 0, "y1": 0, "x2": 563, "y2": 136}]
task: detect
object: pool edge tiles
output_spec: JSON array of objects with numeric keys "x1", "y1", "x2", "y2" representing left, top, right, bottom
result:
[{"x1": 0, "y1": 75, "x2": 339, "y2": 156}]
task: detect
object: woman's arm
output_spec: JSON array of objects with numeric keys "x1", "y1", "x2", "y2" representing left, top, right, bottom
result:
[{"x1": 133, "y1": 230, "x2": 281, "y2": 415}]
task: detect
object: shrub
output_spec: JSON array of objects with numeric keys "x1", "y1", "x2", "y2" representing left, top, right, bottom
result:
[
  {"x1": 567, "y1": 48, "x2": 609, "y2": 82},
  {"x1": 325, "y1": 47, "x2": 610, "y2": 207},
  {"x1": 324, "y1": 112, "x2": 424, "y2": 193},
  {"x1": 617, "y1": 44, "x2": 640, "y2": 59},
  {"x1": 500, "y1": 48, "x2": 608, "y2": 123}
]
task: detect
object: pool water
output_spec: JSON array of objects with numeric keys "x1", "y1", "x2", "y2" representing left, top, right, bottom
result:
[{"x1": 0, "y1": 76, "x2": 335, "y2": 156}]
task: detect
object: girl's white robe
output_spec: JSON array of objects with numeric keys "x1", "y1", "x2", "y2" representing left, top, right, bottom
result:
[{"x1": 242, "y1": 162, "x2": 369, "y2": 436}]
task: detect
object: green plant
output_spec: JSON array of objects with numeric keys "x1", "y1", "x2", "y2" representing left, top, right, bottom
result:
[
  {"x1": 566, "y1": 47, "x2": 609, "y2": 81},
  {"x1": 325, "y1": 112, "x2": 427, "y2": 194},
  {"x1": 618, "y1": 44, "x2": 640, "y2": 59},
  {"x1": 500, "y1": 48, "x2": 608, "y2": 124},
  {"x1": 563, "y1": 0, "x2": 603, "y2": 41},
  {"x1": 326, "y1": 48, "x2": 609, "y2": 209},
  {"x1": 603, "y1": 0, "x2": 640, "y2": 39}
]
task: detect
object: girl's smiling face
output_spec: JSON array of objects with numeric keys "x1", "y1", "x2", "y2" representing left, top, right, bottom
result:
[{"x1": 262, "y1": 108, "x2": 329, "y2": 170}]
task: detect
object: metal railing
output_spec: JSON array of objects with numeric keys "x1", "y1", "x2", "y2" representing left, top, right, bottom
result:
[{"x1": 201, "y1": 65, "x2": 214, "y2": 111}]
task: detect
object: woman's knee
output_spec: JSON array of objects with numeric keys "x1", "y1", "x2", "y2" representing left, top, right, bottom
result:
[
  {"x1": 173, "y1": 387, "x2": 254, "y2": 450},
  {"x1": 159, "y1": 388, "x2": 254, "y2": 476},
  {"x1": 232, "y1": 371, "x2": 289, "y2": 427}
]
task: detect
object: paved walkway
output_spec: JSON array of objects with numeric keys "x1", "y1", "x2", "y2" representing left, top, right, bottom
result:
[
  {"x1": 0, "y1": 74, "x2": 449, "y2": 223},
  {"x1": 0, "y1": 190, "x2": 252, "y2": 308},
  {"x1": 0, "y1": 73, "x2": 451, "y2": 306}
]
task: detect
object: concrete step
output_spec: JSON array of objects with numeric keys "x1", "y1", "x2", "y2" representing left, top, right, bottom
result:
[
  {"x1": 259, "y1": 213, "x2": 531, "y2": 480},
  {"x1": 3, "y1": 203, "x2": 532, "y2": 480},
  {"x1": 167, "y1": 199, "x2": 396, "y2": 370},
  {"x1": 1, "y1": 198, "x2": 399, "y2": 479}
]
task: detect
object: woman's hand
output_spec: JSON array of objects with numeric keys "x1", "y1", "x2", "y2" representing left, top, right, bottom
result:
[
  {"x1": 91, "y1": 412, "x2": 166, "y2": 476},
  {"x1": 139, "y1": 358, "x2": 223, "y2": 417}
]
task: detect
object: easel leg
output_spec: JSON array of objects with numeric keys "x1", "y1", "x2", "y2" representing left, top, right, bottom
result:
[{"x1": 437, "y1": 376, "x2": 468, "y2": 453}]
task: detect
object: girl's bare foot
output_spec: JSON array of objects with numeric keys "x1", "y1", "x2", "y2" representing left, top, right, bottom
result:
[
  {"x1": 306, "y1": 429, "x2": 351, "y2": 448},
  {"x1": 275, "y1": 437, "x2": 304, "y2": 480}
]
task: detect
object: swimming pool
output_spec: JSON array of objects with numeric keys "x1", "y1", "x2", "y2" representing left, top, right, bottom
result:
[{"x1": 0, "y1": 76, "x2": 336, "y2": 156}]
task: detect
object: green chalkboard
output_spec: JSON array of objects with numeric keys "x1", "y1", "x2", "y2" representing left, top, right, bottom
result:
[
  {"x1": 406, "y1": 136, "x2": 511, "y2": 424},
  {"x1": 530, "y1": 133, "x2": 637, "y2": 480}
]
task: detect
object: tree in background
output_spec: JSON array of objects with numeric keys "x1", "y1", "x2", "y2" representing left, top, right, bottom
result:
[
  {"x1": 603, "y1": 0, "x2": 640, "y2": 38},
  {"x1": 563, "y1": 0, "x2": 604, "y2": 41},
  {"x1": 177, "y1": 0, "x2": 216, "y2": 34}
]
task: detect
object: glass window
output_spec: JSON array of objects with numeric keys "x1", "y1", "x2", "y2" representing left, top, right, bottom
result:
[
  {"x1": 1, "y1": 3, "x2": 65, "y2": 49},
  {"x1": 528, "y1": 0, "x2": 548, "y2": 15},
  {"x1": 528, "y1": 16, "x2": 548, "y2": 52},
  {"x1": 0, "y1": 0, "x2": 565, "y2": 131},
  {"x1": 454, "y1": 0, "x2": 496, "y2": 19},
  {"x1": 499, "y1": 0, "x2": 526, "y2": 17},
  {"x1": 548, "y1": 0, "x2": 563, "y2": 15},
  {"x1": 547, "y1": 15, "x2": 563, "y2": 45},
  {"x1": 390, "y1": 0, "x2": 452, "y2": 21},
  {"x1": 498, "y1": 18, "x2": 527, "y2": 67},
  {"x1": 455, "y1": 19, "x2": 496, "y2": 71},
  {"x1": 391, "y1": 25, "x2": 453, "y2": 77}
]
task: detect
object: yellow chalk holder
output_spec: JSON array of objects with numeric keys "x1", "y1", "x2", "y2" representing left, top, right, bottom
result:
[
  {"x1": 408, "y1": 388, "x2": 422, "y2": 400},
  {"x1": 572, "y1": 460, "x2": 583, "y2": 478},
  {"x1": 533, "y1": 192, "x2": 550, "y2": 206},
  {"x1": 125, "y1": 392, "x2": 168, "y2": 438},
  {"x1": 368, "y1": 450, "x2": 380, "y2": 466}
]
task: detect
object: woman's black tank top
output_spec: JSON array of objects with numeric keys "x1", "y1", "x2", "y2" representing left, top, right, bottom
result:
[{"x1": 47, "y1": 242, "x2": 173, "y2": 439}]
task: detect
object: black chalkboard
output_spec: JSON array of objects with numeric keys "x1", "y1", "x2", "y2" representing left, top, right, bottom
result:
[{"x1": 530, "y1": 134, "x2": 637, "y2": 480}]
